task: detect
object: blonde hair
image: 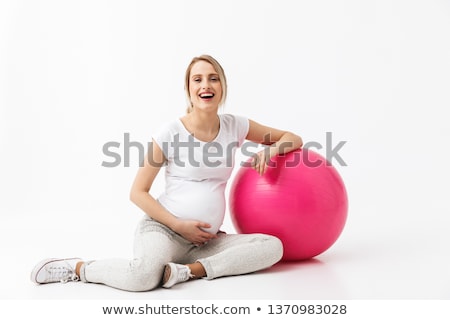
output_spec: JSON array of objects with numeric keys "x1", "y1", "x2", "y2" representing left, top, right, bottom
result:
[{"x1": 184, "y1": 55, "x2": 228, "y2": 113}]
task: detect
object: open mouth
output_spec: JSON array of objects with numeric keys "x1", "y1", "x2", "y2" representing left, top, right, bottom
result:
[{"x1": 199, "y1": 93, "x2": 214, "y2": 99}]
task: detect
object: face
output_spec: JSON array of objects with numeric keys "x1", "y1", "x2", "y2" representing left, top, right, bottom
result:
[{"x1": 188, "y1": 60, "x2": 223, "y2": 112}]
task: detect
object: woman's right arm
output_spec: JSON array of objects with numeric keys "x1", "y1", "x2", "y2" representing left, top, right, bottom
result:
[
  {"x1": 129, "y1": 139, "x2": 216, "y2": 245},
  {"x1": 129, "y1": 139, "x2": 180, "y2": 229}
]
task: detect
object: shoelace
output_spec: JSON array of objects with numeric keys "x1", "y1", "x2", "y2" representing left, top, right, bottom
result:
[
  {"x1": 60, "y1": 273, "x2": 80, "y2": 283},
  {"x1": 46, "y1": 263, "x2": 80, "y2": 283},
  {"x1": 175, "y1": 266, "x2": 194, "y2": 282}
]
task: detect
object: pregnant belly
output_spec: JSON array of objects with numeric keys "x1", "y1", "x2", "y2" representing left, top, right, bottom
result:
[{"x1": 159, "y1": 182, "x2": 226, "y2": 234}]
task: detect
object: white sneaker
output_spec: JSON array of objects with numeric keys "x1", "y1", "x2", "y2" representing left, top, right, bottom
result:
[
  {"x1": 31, "y1": 258, "x2": 82, "y2": 284},
  {"x1": 162, "y1": 263, "x2": 193, "y2": 288}
]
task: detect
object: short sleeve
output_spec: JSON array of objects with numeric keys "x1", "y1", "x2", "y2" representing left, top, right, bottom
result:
[
  {"x1": 151, "y1": 121, "x2": 176, "y2": 160},
  {"x1": 220, "y1": 114, "x2": 249, "y2": 147},
  {"x1": 234, "y1": 114, "x2": 250, "y2": 147}
]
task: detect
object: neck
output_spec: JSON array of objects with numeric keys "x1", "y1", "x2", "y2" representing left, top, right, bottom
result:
[{"x1": 186, "y1": 110, "x2": 220, "y2": 133}]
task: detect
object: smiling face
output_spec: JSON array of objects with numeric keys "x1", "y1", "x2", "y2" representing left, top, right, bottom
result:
[
  {"x1": 184, "y1": 55, "x2": 227, "y2": 113},
  {"x1": 188, "y1": 60, "x2": 223, "y2": 112}
]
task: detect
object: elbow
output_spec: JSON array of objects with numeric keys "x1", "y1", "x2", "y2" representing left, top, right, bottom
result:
[
  {"x1": 297, "y1": 134, "x2": 303, "y2": 149},
  {"x1": 287, "y1": 131, "x2": 303, "y2": 150},
  {"x1": 129, "y1": 189, "x2": 136, "y2": 204},
  {"x1": 129, "y1": 187, "x2": 140, "y2": 205},
  {"x1": 130, "y1": 186, "x2": 151, "y2": 206},
  {"x1": 278, "y1": 132, "x2": 302, "y2": 155}
]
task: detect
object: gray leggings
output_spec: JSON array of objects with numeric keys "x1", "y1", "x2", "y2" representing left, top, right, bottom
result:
[{"x1": 79, "y1": 216, "x2": 283, "y2": 291}]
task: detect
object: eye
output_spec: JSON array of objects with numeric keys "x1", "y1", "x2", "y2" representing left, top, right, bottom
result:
[
  {"x1": 193, "y1": 78, "x2": 201, "y2": 82},
  {"x1": 210, "y1": 77, "x2": 219, "y2": 82}
]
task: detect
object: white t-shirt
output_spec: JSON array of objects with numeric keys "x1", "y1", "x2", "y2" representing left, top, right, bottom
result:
[{"x1": 152, "y1": 113, "x2": 249, "y2": 234}]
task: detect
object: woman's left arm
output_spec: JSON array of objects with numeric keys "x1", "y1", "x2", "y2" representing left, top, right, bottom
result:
[{"x1": 246, "y1": 119, "x2": 303, "y2": 175}]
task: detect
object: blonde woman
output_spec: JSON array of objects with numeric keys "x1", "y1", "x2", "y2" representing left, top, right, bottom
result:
[{"x1": 31, "y1": 55, "x2": 302, "y2": 291}]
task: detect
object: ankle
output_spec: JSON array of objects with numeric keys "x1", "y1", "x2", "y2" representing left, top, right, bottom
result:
[
  {"x1": 75, "y1": 261, "x2": 84, "y2": 277},
  {"x1": 187, "y1": 262, "x2": 206, "y2": 278}
]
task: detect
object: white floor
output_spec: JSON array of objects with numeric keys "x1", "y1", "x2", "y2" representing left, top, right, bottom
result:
[{"x1": 1, "y1": 201, "x2": 449, "y2": 301}]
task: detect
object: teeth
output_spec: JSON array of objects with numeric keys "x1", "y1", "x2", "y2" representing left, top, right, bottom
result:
[{"x1": 200, "y1": 93, "x2": 214, "y2": 98}]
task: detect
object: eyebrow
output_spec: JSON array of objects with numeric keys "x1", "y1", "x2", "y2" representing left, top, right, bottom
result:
[{"x1": 191, "y1": 73, "x2": 219, "y2": 78}]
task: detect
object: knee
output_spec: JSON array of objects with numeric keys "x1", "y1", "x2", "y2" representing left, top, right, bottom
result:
[
  {"x1": 265, "y1": 234, "x2": 284, "y2": 264},
  {"x1": 126, "y1": 274, "x2": 161, "y2": 292},
  {"x1": 125, "y1": 261, "x2": 163, "y2": 292},
  {"x1": 126, "y1": 272, "x2": 162, "y2": 292}
]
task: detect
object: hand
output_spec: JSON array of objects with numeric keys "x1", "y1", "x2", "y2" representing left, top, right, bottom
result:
[
  {"x1": 173, "y1": 220, "x2": 218, "y2": 246},
  {"x1": 251, "y1": 149, "x2": 272, "y2": 175}
]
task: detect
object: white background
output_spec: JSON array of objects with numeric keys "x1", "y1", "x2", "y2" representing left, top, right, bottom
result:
[{"x1": 1, "y1": 0, "x2": 450, "y2": 305}]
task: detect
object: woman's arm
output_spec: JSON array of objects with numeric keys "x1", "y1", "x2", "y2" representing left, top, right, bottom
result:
[
  {"x1": 246, "y1": 119, "x2": 303, "y2": 175},
  {"x1": 129, "y1": 139, "x2": 179, "y2": 228},
  {"x1": 129, "y1": 139, "x2": 217, "y2": 245}
]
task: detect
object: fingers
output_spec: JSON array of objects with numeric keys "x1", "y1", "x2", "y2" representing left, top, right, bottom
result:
[
  {"x1": 252, "y1": 151, "x2": 268, "y2": 175},
  {"x1": 191, "y1": 222, "x2": 217, "y2": 246},
  {"x1": 197, "y1": 227, "x2": 218, "y2": 241},
  {"x1": 196, "y1": 222, "x2": 212, "y2": 229},
  {"x1": 193, "y1": 234, "x2": 214, "y2": 246}
]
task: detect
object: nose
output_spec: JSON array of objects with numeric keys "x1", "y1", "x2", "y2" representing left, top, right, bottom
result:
[{"x1": 201, "y1": 79, "x2": 210, "y2": 90}]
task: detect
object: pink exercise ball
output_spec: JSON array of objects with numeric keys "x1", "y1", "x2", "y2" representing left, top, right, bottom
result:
[{"x1": 229, "y1": 149, "x2": 348, "y2": 261}]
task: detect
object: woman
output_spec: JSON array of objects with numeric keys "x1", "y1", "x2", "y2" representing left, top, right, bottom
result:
[{"x1": 31, "y1": 55, "x2": 303, "y2": 291}]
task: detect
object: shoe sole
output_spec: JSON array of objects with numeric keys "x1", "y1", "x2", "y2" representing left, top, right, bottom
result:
[{"x1": 30, "y1": 258, "x2": 81, "y2": 284}]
